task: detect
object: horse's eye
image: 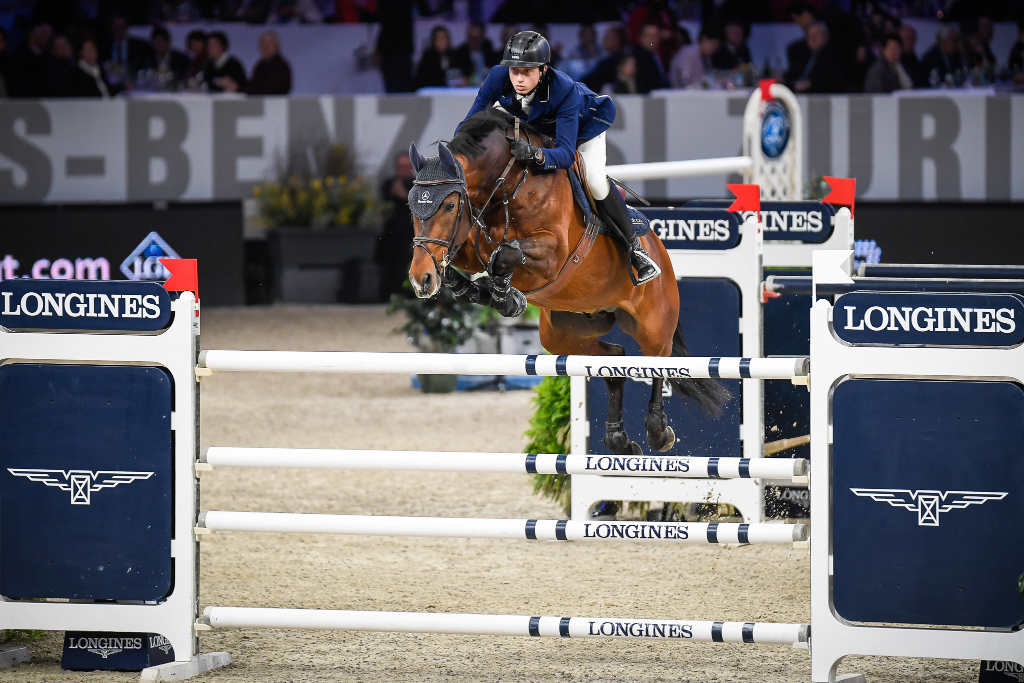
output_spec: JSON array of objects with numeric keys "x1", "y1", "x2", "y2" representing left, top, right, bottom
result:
[{"x1": 445, "y1": 202, "x2": 456, "y2": 212}]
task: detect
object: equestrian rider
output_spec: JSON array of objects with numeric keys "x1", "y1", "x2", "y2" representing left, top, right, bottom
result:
[{"x1": 461, "y1": 31, "x2": 661, "y2": 286}]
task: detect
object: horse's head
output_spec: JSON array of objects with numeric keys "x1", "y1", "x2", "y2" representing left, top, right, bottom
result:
[{"x1": 407, "y1": 141, "x2": 472, "y2": 298}]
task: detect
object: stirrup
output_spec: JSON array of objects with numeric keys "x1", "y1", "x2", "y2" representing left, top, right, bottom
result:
[{"x1": 629, "y1": 247, "x2": 661, "y2": 286}]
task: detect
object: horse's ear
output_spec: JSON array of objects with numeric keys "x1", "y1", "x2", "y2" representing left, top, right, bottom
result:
[
  {"x1": 409, "y1": 142, "x2": 427, "y2": 174},
  {"x1": 438, "y1": 143, "x2": 459, "y2": 179}
]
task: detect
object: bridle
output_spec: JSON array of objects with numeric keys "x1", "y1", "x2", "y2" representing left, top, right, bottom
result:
[{"x1": 411, "y1": 118, "x2": 531, "y2": 281}]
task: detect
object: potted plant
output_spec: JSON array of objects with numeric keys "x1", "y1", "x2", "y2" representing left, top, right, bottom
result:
[
  {"x1": 255, "y1": 144, "x2": 384, "y2": 303},
  {"x1": 387, "y1": 289, "x2": 480, "y2": 393}
]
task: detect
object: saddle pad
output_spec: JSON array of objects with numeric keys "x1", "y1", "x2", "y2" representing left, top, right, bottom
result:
[{"x1": 566, "y1": 165, "x2": 649, "y2": 237}]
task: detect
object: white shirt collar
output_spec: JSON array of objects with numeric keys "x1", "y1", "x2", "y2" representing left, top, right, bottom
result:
[{"x1": 215, "y1": 52, "x2": 231, "y2": 69}]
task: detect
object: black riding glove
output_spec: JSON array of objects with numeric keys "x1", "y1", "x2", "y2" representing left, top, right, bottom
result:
[{"x1": 510, "y1": 139, "x2": 544, "y2": 166}]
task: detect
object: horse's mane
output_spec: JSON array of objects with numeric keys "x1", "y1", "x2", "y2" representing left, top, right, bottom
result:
[{"x1": 449, "y1": 108, "x2": 548, "y2": 160}]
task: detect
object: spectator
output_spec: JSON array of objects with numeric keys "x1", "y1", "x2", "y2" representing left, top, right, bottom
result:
[
  {"x1": 0, "y1": 27, "x2": 9, "y2": 97},
  {"x1": 376, "y1": 0, "x2": 415, "y2": 93},
  {"x1": 8, "y1": 21, "x2": 52, "y2": 98},
  {"x1": 451, "y1": 21, "x2": 498, "y2": 86},
  {"x1": 414, "y1": 25, "x2": 457, "y2": 88},
  {"x1": 242, "y1": 31, "x2": 292, "y2": 94},
  {"x1": 787, "y1": 0, "x2": 866, "y2": 93},
  {"x1": 374, "y1": 151, "x2": 415, "y2": 299},
  {"x1": 1009, "y1": 20, "x2": 1024, "y2": 73},
  {"x1": 864, "y1": 33, "x2": 913, "y2": 93},
  {"x1": 531, "y1": 23, "x2": 562, "y2": 68},
  {"x1": 581, "y1": 23, "x2": 626, "y2": 94},
  {"x1": 785, "y1": 21, "x2": 846, "y2": 93},
  {"x1": 202, "y1": 31, "x2": 247, "y2": 93},
  {"x1": 632, "y1": 22, "x2": 669, "y2": 91},
  {"x1": 69, "y1": 37, "x2": 112, "y2": 97},
  {"x1": 103, "y1": 14, "x2": 153, "y2": 85},
  {"x1": 185, "y1": 30, "x2": 206, "y2": 80},
  {"x1": 670, "y1": 27, "x2": 720, "y2": 88},
  {"x1": 151, "y1": 26, "x2": 190, "y2": 82},
  {"x1": 45, "y1": 34, "x2": 76, "y2": 96},
  {"x1": 562, "y1": 23, "x2": 603, "y2": 80},
  {"x1": 712, "y1": 20, "x2": 751, "y2": 69},
  {"x1": 899, "y1": 23, "x2": 923, "y2": 87},
  {"x1": 962, "y1": 17, "x2": 995, "y2": 73},
  {"x1": 604, "y1": 52, "x2": 638, "y2": 94},
  {"x1": 919, "y1": 25, "x2": 963, "y2": 86},
  {"x1": 628, "y1": 0, "x2": 678, "y2": 47}
]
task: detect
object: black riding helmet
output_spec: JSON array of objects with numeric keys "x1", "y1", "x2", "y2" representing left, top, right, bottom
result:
[{"x1": 500, "y1": 31, "x2": 551, "y2": 68}]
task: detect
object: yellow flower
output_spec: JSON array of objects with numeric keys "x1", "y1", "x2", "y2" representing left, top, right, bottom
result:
[
  {"x1": 325, "y1": 176, "x2": 335, "y2": 186},
  {"x1": 312, "y1": 179, "x2": 323, "y2": 191}
]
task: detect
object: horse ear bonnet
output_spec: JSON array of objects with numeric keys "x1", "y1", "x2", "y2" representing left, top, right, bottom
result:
[
  {"x1": 409, "y1": 142, "x2": 427, "y2": 174},
  {"x1": 408, "y1": 143, "x2": 466, "y2": 220}
]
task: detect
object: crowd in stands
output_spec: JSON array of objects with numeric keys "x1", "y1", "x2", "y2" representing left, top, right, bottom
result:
[
  {"x1": 0, "y1": 9, "x2": 293, "y2": 96},
  {"x1": 1, "y1": 0, "x2": 1023, "y2": 97}
]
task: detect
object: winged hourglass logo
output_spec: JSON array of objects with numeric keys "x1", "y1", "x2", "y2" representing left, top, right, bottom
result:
[
  {"x1": 850, "y1": 488, "x2": 1007, "y2": 526},
  {"x1": 8, "y1": 469, "x2": 155, "y2": 505}
]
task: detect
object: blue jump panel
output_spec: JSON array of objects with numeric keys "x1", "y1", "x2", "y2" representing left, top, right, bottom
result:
[
  {"x1": 832, "y1": 378, "x2": 1024, "y2": 628},
  {"x1": 587, "y1": 278, "x2": 741, "y2": 458},
  {"x1": 0, "y1": 364, "x2": 173, "y2": 601}
]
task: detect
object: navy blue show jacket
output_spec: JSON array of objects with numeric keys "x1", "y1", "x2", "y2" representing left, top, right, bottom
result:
[{"x1": 462, "y1": 65, "x2": 616, "y2": 170}]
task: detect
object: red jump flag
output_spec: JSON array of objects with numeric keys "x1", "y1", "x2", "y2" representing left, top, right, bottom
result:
[
  {"x1": 727, "y1": 184, "x2": 761, "y2": 222},
  {"x1": 759, "y1": 79, "x2": 776, "y2": 103},
  {"x1": 822, "y1": 176, "x2": 856, "y2": 216},
  {"x1": 160, "y1": 259, "x2": 198, "y2": 299}
]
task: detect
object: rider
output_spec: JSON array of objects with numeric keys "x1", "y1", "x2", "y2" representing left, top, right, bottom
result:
[{"x1": 460, "y1": 31, "x2": 660, "y2": 286}]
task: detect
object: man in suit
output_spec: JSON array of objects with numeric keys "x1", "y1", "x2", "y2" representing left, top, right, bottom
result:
[
  {"x1": 785, "y1": 21, "x2": 846, "y2": 94},
  {"x1": 103, "y1": 14, "x2": 153, "y2": 84},
  {"x1": 451, "y1": 21, "x2": 498, "y2": 86},
  {"x1": 8, "y1": 20, "x2": 52, "y2": 97},
  {"x1": 899, "y1": 24, "x2": 923, "y2": 87},
  {"x1": 864, "y1": 34, "x2": 914, "y2": 93},
  {"x1": 150, "y1": 26, "x2": 190, "y2": 83},
  {"x1": 919, "y1": 25, "x2": 963, "y2": 85}
]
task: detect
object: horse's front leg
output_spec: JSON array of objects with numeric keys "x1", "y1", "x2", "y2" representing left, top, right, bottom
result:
[
  {"x1": 486, "y1": 239, "x2": 528, "y2": 317},
  {"x1": 644, "y1": 378, "x2": 676, "y2": 452}
]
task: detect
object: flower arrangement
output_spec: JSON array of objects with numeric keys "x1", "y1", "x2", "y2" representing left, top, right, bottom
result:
[
  {"x1": 386, "y1": 288, "x2": 480, "y2": 354},
  {"x1": 253, "y1": 144, "x2": 382, "y2": 231}
]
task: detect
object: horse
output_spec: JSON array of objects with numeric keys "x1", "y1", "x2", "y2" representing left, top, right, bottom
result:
[{"x1": 406, "y1": 108, "x2": 729, "y2": 456}]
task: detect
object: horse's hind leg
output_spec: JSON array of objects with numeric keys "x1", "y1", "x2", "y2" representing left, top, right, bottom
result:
[
  {"x1": 644, "y1": 378, "x2": 676, "y2": 452},
  {"x1": 603, "y1": 372, "x2": 642, "y2": 456}
]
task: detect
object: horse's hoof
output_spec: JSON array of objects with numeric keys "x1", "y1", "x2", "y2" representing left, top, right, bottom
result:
[
  {"x1": 649, "y1": 425, "x2": 676, "y2": 453},
  {"x1": 630, "y1": 441, "x2": 643, "y2": 455},
  {"x1": 604, "y1": 424, "x2": 634, "y2": 455}
]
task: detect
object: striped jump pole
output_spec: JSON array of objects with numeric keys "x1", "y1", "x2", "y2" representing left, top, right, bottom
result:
[
  {"x1": 197, "y1": 511, "x2": 807, "y2": 544},
  {"x1": 200, "y1": 607, "x2": 809, "y2": 646},
  {"x1": 198, "y1": 350, "x2": 808, "y2": 380},
  {"x1": 200, "y1": 448, "x2": 809, "y2": 480}
]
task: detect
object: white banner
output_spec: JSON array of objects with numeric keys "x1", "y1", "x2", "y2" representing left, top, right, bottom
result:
[{"x1": 1, "y1": 91, "x2": 1022, "y2": 204}]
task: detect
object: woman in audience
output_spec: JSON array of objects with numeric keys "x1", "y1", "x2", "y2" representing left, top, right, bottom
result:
[
  {"x1": 415, "y1": 25, "x2": 458, "y2": 88},
  {"x1": 70, "y1": 37, "x2": 111, "y2": 97}
]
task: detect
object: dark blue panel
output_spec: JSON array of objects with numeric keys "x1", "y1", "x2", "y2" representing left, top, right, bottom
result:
[
  {"x1": 62, "y1": 632, "x2": 175, "y2": 671},
  {"x1": 832, "y1": 379, "x2": 1024, "y2": 628},
  {"x1": 0, "y1": 364, "x2": 173, "y2": 601},
  {"x1": 587, "y1": 278, "x2": 741, "y2": 459},
  {"x1": 763, "y1": 268, "x2": 812, "y2": 461},
  {"x1": 639, "y1": 209, "x2": 740, "y2": 250}
]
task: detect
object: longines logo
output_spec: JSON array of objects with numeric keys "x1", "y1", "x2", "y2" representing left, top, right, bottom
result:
[
  {"x1": 8, "y1": 469, "x2": 155, "y2": 505},
  {"x1": 66, "y1": 636, "x2": 143, "y2": 657},
  {"x1": 149, "y1": 635, "x2": 173, "y2": 654},
  {"x1": 850, "y1": 488, "x2": 1007, "y2": 526}
]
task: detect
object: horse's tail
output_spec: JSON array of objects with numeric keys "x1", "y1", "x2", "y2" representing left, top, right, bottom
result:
[{"x1": 667, "y1": 321, "x2": 732, "y2": 418}]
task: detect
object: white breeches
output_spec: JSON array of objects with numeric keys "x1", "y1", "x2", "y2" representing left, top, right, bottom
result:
[{"x1": 577, "y1": 132, "x2": 609, "y2": 200}]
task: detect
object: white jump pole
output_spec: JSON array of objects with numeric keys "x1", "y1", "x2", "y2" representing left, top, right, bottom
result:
[
  {"x1": 201, "y1": 447, "x2": 808, "y2": 480},
  {"x1": 201, "y1": 607, "x2": 809, "y2": 645},
  {"x1": 197, "y1": 511, "x2": 806, "y2": 544},
  {"x1": 198, "y1": 351, "x2": 807, "y2": 380},
  {"x1": 606, "y1": 156, "x2": 753, "y2": 182}
]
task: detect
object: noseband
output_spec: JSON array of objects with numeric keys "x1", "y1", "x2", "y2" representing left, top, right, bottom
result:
[{"x1": 411, "y1": 119, "x2": 531, "y2": 281}]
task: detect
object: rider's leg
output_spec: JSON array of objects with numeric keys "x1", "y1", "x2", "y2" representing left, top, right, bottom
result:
[{"x1": 578, "y1": 133, "x2": 660, "y2": 285}]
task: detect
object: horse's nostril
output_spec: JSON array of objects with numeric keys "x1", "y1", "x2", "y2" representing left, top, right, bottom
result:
[{"x1": 422, "y1": 273, "x2": 433, "y2": 291}]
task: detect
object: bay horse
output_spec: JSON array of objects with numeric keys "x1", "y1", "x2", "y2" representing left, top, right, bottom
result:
[{"x1": 406, "y1": 108, "x2": 729, "y2": 456}]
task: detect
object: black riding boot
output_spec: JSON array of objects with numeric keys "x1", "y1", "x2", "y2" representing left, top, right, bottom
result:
[{"x1": 595, "y1": 185, "x2": 661, "y2": 286}]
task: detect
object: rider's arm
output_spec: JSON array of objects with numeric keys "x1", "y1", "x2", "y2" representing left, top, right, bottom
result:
[{"x1": 538, "y1": 97, "x2": 580, "y2": 170}]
